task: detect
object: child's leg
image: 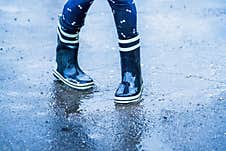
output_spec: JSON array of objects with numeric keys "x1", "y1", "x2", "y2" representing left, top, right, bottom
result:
[
  {"x1": 108, "y1": 0, "x2": 138, "y2": 39},
  {"x1": 61, "y1": 0, "x2": 94, "y2": 31},
  {"x1": 108, "y1": 0, "x2": 143, "y2": 103},
  {"x1": 53, "y1": 0, "x2": 95, "y2": 90}
]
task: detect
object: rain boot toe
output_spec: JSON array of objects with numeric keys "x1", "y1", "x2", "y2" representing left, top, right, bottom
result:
[{"x1": 114, "y1": 83, "x2": 143, "y2": 104}]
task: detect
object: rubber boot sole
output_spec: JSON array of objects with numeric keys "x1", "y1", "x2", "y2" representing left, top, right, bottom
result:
[
  {"x1": 53, "y1": 70, "x2": 94, "y2": 90},
  {"x1": 114, "y1": 85, "x2": 144, "y2": 104}
]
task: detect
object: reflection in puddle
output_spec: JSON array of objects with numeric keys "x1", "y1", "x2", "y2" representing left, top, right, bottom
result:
[
  {"x1": 50, "y1": 80, "x2": 95, "y2": 117},
  {"x1": 50, "y1": 81, "x2": 146, "y2": 150}
]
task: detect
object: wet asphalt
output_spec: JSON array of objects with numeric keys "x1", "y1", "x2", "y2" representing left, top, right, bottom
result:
[{"x1": 0, "y1": 0, "x2": 226, "y2": 150}]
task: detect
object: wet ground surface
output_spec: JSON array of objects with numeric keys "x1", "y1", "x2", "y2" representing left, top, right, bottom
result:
[{"x1": 0, "y1": 0, "x2": 226, "y2": 150}]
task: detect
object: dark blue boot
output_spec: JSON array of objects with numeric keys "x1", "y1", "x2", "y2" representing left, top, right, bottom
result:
[
  {"x1": 114, "y1": 36, "x2": 143, "y2": 103},
  {"x1": 53, "y1": 17, "x2": 94, "y2": 90}
]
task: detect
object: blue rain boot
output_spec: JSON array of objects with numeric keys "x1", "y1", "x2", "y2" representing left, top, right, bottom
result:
[
  {"x1": 53, "y1": 17, "x2": 94, "y2": 90},
  {"x1": 114, "y1": 36, "x2": 143, "y2": 103}
]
